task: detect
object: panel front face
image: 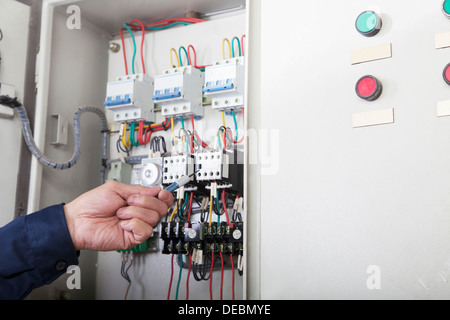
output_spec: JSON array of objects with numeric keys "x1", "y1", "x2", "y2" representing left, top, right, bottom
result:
[{"x1": 258, "y1": 0, "x2": 450, "y2": 299}]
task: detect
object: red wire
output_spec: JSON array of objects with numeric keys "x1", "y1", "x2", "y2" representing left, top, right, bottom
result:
[
  {"x1": 230, "y1": 253, "x2": 235, "y2": 300},
  {"x1": 190, "y1": 133, "x2": 195, "y2": 153},
  {"x1": 167, "y1": 254, "x2": 174, "y2": 300},
  {"x1": 145, "y1": 18, "x2": 205, "y2": 27},
  {"x1": 187, "y1": 45, "x2": 196, "y2": 67},
  {"x1": 138, "y1": 121, "x2": 145, "y2": 145},
  {"x1": 219, "y1": 252, "x2": 224, "y2": 300},
  {"x1": 187, "y1": 44, "x2": 211, "y2": 69},
  {"x1": 190, "y1": 114, "x2": 195, "y2": 131},
  {"x1": 186, "y1": 253, "x2": 192, "y2": 300},
  {"x1": 209, "y1": 252, "x2": 214, "y2": 300},
  {"x1": 241, "y1": 34, "x2": 246, "y2": 56},
  {"x1": 222, "y1": 128, "x2": 227, "y2": 149},
  {"x1": 120, "y1": 28, "x2": 128, "y2": 75},
  {"x1": 129, "y1": 19, "x2": 146, "y2": 74}
]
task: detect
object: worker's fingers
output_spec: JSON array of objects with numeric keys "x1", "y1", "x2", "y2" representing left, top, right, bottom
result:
[
  {"x1": 126, "y1": 194, "x2": 170, "y2": 217},
  {"x1": 105, "y1": 180, "x2": 161, "y2": 200},
  {"x1": 120, "y1": 218, "x2": 153, "y2": 244},
  {"x1": 157, "y1": 189, "x2": 174, "y2": 208},
  {"x1": 116, "y1": 206, "x2": 160, "y2": 227}
]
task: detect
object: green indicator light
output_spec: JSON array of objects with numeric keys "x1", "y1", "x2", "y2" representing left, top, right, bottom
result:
[
  {"x1": 443, "y1": 0, "x2": 450, "y2": 17},
  {"x1": 355, "y1": 11, "x2": 382, "y2": 37}
]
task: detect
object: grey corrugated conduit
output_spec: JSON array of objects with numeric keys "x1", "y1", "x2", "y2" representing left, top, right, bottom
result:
[{"x1": 0, "y1": 95, "x2": 109, "y2": 184}]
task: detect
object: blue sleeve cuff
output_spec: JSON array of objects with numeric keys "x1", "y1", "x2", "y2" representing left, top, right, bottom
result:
[
  {"x1": 0, "y1": 203, "x2": 79, "y2": 299},
  {"x1": 25, "y1": 203, "x2": 79, "y2": 284}
]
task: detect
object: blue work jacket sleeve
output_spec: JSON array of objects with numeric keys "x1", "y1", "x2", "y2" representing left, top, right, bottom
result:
[{"x1": 0, "y1": 204, "x2": 79, "y2": 300}]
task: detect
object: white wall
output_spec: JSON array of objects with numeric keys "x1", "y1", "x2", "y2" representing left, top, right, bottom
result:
[
  {"x1": 0, "y1": 0, "x2": 30, "y2": 227},
  {"x1": 252, "y1": 0, "x2": 450, "y2": 299}
]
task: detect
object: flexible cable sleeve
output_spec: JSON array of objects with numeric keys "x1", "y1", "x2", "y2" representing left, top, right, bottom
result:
[{"x1": 15, "y1": 104, "x2": 108, "y2": 180}]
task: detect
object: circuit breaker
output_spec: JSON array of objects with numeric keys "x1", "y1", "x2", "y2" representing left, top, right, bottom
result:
[
  {"x1": 203, "y1": 57, "x2": 245, "y2": 111},
  {"x1": 104, "y1": 73, "x2": 155, "y2": 122},
  {"x1": 153, "y1": 66, "x2": 204, "y2": 117}
]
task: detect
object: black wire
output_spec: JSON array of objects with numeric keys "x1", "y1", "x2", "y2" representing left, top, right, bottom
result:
[
  {"x1": 0, "y1": 28, "x2": 3, "y2": 41},
  {"x1": 0, "y1": 95, "x2": 22, "y2": 108},
  {"x1": 116, "y1": 138, "x2": 131, "y2": 157}
]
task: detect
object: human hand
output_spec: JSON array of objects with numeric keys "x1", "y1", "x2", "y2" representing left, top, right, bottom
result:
[{"x1": 63, "y1": 181, "x2": 174, "y2": 251}]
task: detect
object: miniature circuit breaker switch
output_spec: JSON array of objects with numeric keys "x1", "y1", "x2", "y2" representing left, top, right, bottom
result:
[
  {"x1": 153, "y1": 66, "x2": 204, "y2": 117},
  {"x1": 203, "y1": 57, "x2": 245, "y2": 111},
  {"x1": 104, "y1": 73, "x2": 155, "y2": 122}
]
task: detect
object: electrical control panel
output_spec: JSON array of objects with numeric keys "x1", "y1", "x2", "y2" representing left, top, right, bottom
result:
[
  {"x1": 153, "y1": 66, "x2": 204, "y2": 117},
  {"x1": 104, "y1": 73, "x2": 154, "y2": 122},
  {"x1": 203, "y1": 57, "x2": 245, "y2": 111}
]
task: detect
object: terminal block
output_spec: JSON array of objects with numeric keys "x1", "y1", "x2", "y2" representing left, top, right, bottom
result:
[
  {"x1": 153, "y1": 66, "x2": 204, "y2": 117},
  {"x1": 104, "y1": 73, "x2": 154, "y2": 122},
  {"x1": 162, "y1": 154, "x2": 194, "y2": 185},
  {"x1": 161, "y1": 220, "x2": 243, "y2": 256},
  {"x1": 203, "y1": 57, "x2": 245, "y2": 111}
]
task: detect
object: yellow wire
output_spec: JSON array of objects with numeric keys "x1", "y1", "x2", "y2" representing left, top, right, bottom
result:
[
  {"x1": 221, "y1": 111, "x2": 226, "y2": 127},
  {"x1": 121, "y1": 122, "x2": 131, "y2": 147},
  {"x1": 208, "y1": 193, "x2": 213, "y2": 226},
  {"x1": 170, "y1": 48, "x2": 180, "y2": 67},
  {"x1": 170, "y1": 200, "x2": 179, "y2": 222},
  {"x1": 171, "y1": 117, "x2": 179, "y2": 142},
  {"x1": 222, "y1": 38, "x2": 231, "y2": 59}
]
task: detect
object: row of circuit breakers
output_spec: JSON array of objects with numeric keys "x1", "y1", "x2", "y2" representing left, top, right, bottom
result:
[
  {"x1": 354, "y1": 2, "x2": 450, "y2": 102},
  {"x1": 103, "y1": 57, "x2": 244, "y2": 121}
]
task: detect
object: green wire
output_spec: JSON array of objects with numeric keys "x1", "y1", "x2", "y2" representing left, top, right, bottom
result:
[
  {"x1": 231, "y1": 110, "x2": 238, "y2": 141},
  {"x1": 129, "y1": 122, "x2": 139, "y2": 147},
  {"x1": 145, "y1": 22, "x2": 192, "y2": 31},
  {"x1": 180, "y1": 116, "x2": 185, "y2": 129},
  {"x1": 216, "y1": 189, "x2": 220, "y2": 214},
  {"x1": 181, "y1": 192, "x2": 188, "y2": 212},
  {"x1": 123, "y1": 24, "x2": 136, "y2": 74},
  {"x1": 179, "y1": 46, "x2": 189, "y2": 66},
  {"x1": 231, "y1": 36, "x2": 241, "y2": 58},
  {"x1": 175, "y1": 254, "x2": 182, "y2": 300}
]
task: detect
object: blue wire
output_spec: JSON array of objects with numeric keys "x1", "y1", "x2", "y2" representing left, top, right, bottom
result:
[{"x1": 123, "y1": 24, "x2": 136, "y2": 74}]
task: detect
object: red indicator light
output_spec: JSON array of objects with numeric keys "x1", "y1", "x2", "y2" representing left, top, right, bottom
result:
[
  {"x1": 443, "y1": 63, "x2": 450, "y2": 85},
  {"x1": 355, "y1": 75, "x2": 382, "y2": 101}
]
